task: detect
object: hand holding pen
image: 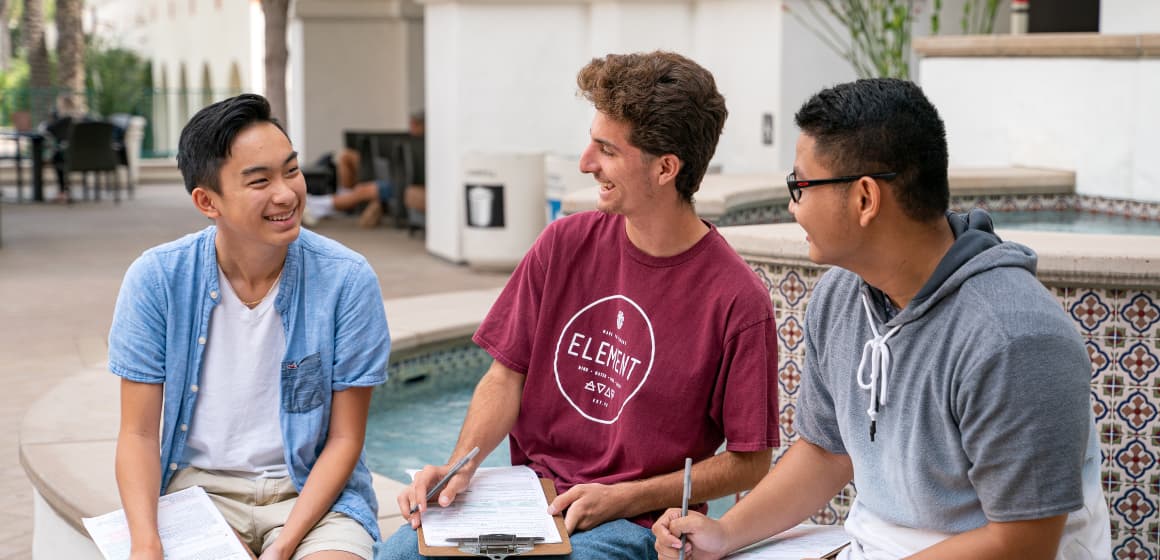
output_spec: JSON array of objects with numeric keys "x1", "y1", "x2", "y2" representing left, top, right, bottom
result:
[{"x1": 399, "y1": 446, "x2": 480, "y2": 525}]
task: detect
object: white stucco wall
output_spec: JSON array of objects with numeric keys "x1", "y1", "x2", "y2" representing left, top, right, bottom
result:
[
  {"x1": 424, "y1": 1, "x2": 593, "y2": 263},
  {"x1": 289, "y1": 6, "x2": 413, "y2": 160},
  {"x1": 921, "y1": 57, "x2": 1160, "y2": 201},
  {"x1": 1101, "y1": 0, "x2": 1160, "y2": 33}
]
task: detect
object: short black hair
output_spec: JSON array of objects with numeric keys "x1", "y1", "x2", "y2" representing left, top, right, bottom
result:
[
  {"x1": 795, "y1": 79, "x2": 948, "y2": 222},
  {"x1": 176, "y1": 93, "x2": 287, "y2": 194}
]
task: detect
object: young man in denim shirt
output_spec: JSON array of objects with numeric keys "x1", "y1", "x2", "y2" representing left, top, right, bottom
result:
[{"x1": 109, "y1": 94, "x2": 390, "y2": 560}]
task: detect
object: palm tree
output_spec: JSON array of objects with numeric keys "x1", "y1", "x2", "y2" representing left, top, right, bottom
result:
[
  {"x1": 1, "y1": 0, "x2": 11, "y2": 72},
  {"x1": 21, "y1": 0, "x2": 51, "y2": 123},
  {"x1": 261, "y1": 0, "x2": 289, "y2": 132},
  {"x1": 55, "y1": 0, "x2": 86, "y2": 115}
]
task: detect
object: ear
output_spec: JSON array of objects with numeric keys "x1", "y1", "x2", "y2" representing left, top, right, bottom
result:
[
  {"x1": 655, "y1": 153, "x2": 682, "y2": 187},
  {"x1": 853, "y1": 176, "x2": 882, "y2": 227},
  {"x1": 191, "y1": 187, "x2": 221, "y2": 219}
]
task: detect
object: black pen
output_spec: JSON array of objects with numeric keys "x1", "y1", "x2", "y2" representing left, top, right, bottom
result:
[{"x1": 410, "y1": 446, "x2": 480, "y2": 515}]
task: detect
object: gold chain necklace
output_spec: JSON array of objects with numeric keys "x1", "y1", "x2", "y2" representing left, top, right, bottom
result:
[{"x1": 239, "y1": 274, "x2": 281, "y2": 307}]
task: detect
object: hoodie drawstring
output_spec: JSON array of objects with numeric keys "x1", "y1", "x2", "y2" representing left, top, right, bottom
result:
[{"x1": 856, "y1": 293, "x2": 902, "y2": 442}]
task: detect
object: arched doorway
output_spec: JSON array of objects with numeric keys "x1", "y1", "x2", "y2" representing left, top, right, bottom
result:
[
  {"x1": 228, "y1": 62, "x2": 243, "y2": 96},
  {"x1": 201, "y1": 63, "x2": 214, "y2": 108},
  {"x1": 156, "y1": 63, "x2": 171, "y2": 154},
  {"x1": 177, "y1": 63, "x2": 190, "y2": 129}
]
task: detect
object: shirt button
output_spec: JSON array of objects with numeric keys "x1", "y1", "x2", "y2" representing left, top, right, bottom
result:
[
  {"x1": 180, "y1": 424, "x2": 188, "y2": 432},
  {"x1": 169, "y1": 463, "x2": 178, "y2": 471},
  {"x1": 210, "y1": 290, "x2": 218, "y2": 299},
  {"x1": 190, "y1": 384, "x2": 199, "y2": 393},
  {"x1": 198, "y1": 336, "x2": 206, "y2": 345}
]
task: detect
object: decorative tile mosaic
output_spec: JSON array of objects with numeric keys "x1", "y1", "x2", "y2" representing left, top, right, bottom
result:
[
  {"x1": 373, "y1": 338, "x2": 492, "y2": 410},
  {"x1": 714, "y1": 194, "x2": 1160, "y2": 228},
  {"x1": 715, "y1": 203, "x2": 795, "y2": 227},
  {"x1": 748, "y1": 258, "x2": 1160, "y2": 555}
]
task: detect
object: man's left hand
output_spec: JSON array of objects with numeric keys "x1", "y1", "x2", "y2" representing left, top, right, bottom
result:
[{"x1": 548, "y1": 483, "x2": 629, "y2": 534}]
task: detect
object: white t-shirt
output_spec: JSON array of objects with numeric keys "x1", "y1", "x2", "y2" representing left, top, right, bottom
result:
[{"x1": 184, "y1": 269, "x2": 288, "y2": 479}]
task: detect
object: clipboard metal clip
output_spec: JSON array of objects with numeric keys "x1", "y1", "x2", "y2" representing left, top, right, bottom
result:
[{"x1": 448, "y1": 533, "x2": 545, "y2": 559}]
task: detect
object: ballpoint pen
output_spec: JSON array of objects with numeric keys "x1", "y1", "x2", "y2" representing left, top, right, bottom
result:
[
  {"x1": 410, "y1": 446, "x2": 481, "y2": 515},
  {"x1": 679, "y1": 457, "x2": 692, "y2": 560}
]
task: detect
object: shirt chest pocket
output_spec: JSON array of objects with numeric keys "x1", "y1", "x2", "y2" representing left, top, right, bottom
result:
[{"x1": 281, "y1": 352, "x2": 326, "y2": 413}]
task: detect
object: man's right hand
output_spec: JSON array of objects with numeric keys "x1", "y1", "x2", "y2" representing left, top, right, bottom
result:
[
  {"x1": 396, "y1": 461, "x2": 477, "y2": 528},
  {"x1": 653, "y1": 508, "x2": 732, "y2": 560}
]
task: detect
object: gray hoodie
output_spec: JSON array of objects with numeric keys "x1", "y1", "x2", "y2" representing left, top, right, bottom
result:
[{"x1": 795, "y1": 209, "x2": 1106, "y2": 538}]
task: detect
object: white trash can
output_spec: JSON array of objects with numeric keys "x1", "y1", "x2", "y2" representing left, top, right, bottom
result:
[{"x1": 461, "y1": 152, "x2": 546, "y2": 270}]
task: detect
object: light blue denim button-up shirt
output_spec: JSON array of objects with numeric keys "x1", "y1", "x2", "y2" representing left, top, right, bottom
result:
[{"x1": 108, "y1": 226, "x2": 390, "y2": 540}]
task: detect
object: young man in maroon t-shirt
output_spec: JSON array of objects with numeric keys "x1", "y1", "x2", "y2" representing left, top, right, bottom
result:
[{"x1": 381, "y1": 51, "x2": 780, "y2": 559}]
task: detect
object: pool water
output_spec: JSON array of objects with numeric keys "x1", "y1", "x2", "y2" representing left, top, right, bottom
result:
[
  {"x1": 364, "y1": 383, "x2": 511, "y2": 483},
  {"x1": 989, "y1": 210, "x2": 1160, "y2": 236},
  {"x1": 365, "y1": 377, "x2": 735, "y2": 518}
]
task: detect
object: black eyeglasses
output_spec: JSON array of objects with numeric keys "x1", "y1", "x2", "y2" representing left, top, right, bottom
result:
[{"x1": 785, "y1": 171, "x2": 897, "y2": 203}]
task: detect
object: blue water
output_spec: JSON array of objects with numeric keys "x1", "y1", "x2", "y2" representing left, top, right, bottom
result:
[
  {"x1": 365, "y1": 381, "x2": 735, "y2": 518},
  {"x1": 990, "y1": 210, "x2": 1160, "y2": 236}
]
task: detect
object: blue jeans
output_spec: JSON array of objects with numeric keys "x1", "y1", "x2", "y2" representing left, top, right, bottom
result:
[{"x1": 375, "y1": 519, "x2": 657, "y2": 560}]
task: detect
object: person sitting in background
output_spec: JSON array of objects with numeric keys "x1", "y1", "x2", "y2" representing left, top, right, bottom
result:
[{"x1": 304, "y1": 113, "x2": 425, "y2": 229}]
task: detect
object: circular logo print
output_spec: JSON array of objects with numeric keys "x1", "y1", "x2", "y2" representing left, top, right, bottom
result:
[{"x1": 554, "y1": 295, "x2": 655, "y2": 424}]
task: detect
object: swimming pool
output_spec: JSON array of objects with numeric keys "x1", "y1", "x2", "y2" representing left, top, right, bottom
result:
[
  {"x1": 365, "y1": 344, "x2": 736, "y2": 518},
  {"x1": 989, "y1": 210, "x2": 1160, "y2": 236}
]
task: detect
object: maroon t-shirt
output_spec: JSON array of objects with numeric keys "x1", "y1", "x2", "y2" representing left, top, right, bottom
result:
[{"x1": 473, "y1": 211, "x2": 779, "y2": 527}]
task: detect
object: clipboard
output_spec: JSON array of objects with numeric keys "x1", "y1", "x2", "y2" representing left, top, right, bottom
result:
[{"x1": 417, "y1": 478, "x2": 572, "y2": 557}]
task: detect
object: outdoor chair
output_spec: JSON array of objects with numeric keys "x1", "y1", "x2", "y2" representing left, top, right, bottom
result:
[
  {"x1": 108, "y1": 114, "x2": 140, "y2": 199},
  {"x1": 63, "y1": 121, "x2": 122, "y2": 203}
]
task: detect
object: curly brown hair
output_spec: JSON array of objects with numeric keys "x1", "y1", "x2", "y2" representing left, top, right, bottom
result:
[{"x1": 577, "y1": 51, "x2": 728, "y2": 204}]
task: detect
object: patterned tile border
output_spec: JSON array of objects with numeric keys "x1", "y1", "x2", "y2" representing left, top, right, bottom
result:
[
  {"x1": 715, "y1": 194, "x2": 1160, "y2": 227},
  {"x1": 748, "y1": 258, "x2": 1160, "y2": 556}
]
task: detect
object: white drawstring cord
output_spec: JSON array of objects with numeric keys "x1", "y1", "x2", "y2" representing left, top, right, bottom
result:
[{"x1": 856, "y1": 293, "x2": 902, "y2": 442}]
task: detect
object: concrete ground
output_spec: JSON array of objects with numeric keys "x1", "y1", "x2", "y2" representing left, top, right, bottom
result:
[{"x1": 0, "y1": 184, "x2": 510, "y2": 558}]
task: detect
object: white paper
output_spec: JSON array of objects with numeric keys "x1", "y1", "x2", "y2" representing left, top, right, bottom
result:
[
  {"x1": 726, "y1": 524, "x2": 850, "y2": 559},
  {"x1": 417, "y1": 465, "x2": 563, "y2": 547},
  {"x1": 82, "y1": 486, "x2": 252, "y2": 560}
]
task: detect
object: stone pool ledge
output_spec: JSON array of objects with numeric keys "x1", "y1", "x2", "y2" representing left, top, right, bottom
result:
[
  {"x1": 561, "y1": 166, "x2": 1075, "y2": 221},
  {"x1": 913, "y1": 32, "x2": 1160, "y2": 58},
  {"x1": 20, "y1": 287, "x2": 503, "y2": 559},
  {"x1": 722, "y1": 222, "x2": 1160, "y2": 290}
]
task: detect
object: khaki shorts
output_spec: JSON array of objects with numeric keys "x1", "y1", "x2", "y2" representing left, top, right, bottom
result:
[{"x1": 166, "y1": 467, "x2": 373, "y2": 559}]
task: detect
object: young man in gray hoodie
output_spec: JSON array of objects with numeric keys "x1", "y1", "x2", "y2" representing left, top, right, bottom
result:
[{"x1": 652, "y1": 79, "x2": 1110, "y2": 559}]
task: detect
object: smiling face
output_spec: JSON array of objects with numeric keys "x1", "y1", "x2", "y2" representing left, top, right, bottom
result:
[
  {"x1": 578, "y1": 111, "x2": 663, "y2": 218},
  {"x1": 789, "y1": 133, "x2": 860, "y2": 267},
  {"x1": 195, "y1": 122, "x2": 304, "y2": 251}
]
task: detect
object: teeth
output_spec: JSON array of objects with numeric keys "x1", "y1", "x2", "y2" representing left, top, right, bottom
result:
[{"x1": 266, "y1": 210, "x2": 294, "y2": 221}]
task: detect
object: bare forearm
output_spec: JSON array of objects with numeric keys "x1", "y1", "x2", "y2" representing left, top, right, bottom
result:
[
  {"x1": 115, "y1": 432, "x2": 163, "y2": 551},
  {"x1": 618, "y1": 449, "x2": 772, "y2": 519},
  {"x1": 276, "y1": 436, "x2": 364, "y2": 549},
  {"x1": 718, "y1": 439, "x2": 853, "y2": 552},
  {"x1": 906, "y1": 516, "x2": 1065, "y2": 560},
  {"x1": 451, "y1": 361, "x2": 523, "y2": 467}
]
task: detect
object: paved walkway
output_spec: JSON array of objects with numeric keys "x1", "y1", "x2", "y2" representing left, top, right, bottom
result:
[{"x1": 0, "y1": 185, "x2": 510, "y2": 557}]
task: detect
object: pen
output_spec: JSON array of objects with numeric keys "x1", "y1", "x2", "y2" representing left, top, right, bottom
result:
[
  {"x1": 679, "y1": 457, "x2": 692, "y2": 560},
  {"x1": 410, "y1": 446, "x2": 480, "y2": 515}
]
